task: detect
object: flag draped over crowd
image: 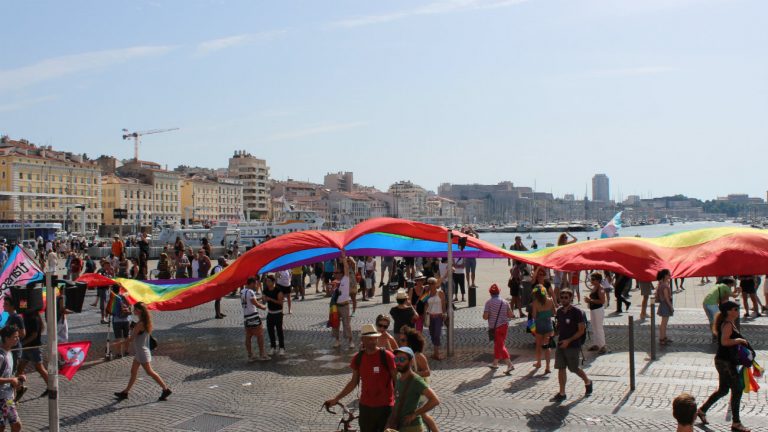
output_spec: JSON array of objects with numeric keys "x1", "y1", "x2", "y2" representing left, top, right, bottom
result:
[{"x1": 73, "y1": 218, "x2": 768, "y2": 311}]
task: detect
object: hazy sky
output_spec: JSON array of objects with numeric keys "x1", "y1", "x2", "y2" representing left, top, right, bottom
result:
[{"x1": 1, "y1": 0, "x2": 766, "y2": 200}]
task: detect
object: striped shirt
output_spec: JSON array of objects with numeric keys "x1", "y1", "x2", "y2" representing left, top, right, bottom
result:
[{"x1": 484, "y1": 296, "x2": 510, "y2": 329}]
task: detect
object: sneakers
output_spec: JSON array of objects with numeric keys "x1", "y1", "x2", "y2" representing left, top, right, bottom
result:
[
  {"x1": 159, "y1": 388, "x2": 172, "y2": 401},
  {"x1": 270, "y1": 347, "x2": 277, "y2": 356},
  {"x1": 258, "y1": 354, "x2": 271, "y2": 361},
  {"x1": 348, "y1": 341, "x2": 355, "y2": 350},
  {"x1": 114, "y1": 391, "x2": 128, "y2": 400},
  {"x1": 585, "y1": 382, "x2": 593, "y2": 396},
  {"x1": 278, "y1": 348, "x2": 285, "y2": 356},
  {"x1": 333, "y1": 340, "x2": 341, "y2": 348}
]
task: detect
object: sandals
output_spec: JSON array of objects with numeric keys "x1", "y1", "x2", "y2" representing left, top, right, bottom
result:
[
  {"x1": 731, "y1": 423, "x2": 751, "y2": 432},
  {"x1": 696, "y1": 410, "x2": 708, "y2": 425}
]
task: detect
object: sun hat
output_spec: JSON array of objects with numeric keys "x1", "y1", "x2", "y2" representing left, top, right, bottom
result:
[
  {"x1": 393, "y1": 346, "x2": 414, "y2": 359},
  {"x1": 395, "y1": 289, "x2": 408, "y2": 300},
  {"x1": 414, "y1": 272, "x2": 426, "y2": 280},
  {"x1": 360, "y1": 323, "x2": 381, "y2": 338}
]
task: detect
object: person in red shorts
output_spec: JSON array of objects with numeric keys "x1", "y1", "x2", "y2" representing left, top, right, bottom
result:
[{"x1": 325, "y1": 323, "x2": 396, "y2": 432}]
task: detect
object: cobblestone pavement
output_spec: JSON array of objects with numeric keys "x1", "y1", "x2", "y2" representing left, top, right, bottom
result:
[{"x1": 17, "y1": 283, "x2": 768, "y2": 432}]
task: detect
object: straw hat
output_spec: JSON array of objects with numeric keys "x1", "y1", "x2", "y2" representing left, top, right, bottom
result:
[
  {"x1": 360, "y1": 323, "x2": 381, "y2": 338},
  {"x1": 395, "y1": 289, "x2": 408, "y2": 300}
]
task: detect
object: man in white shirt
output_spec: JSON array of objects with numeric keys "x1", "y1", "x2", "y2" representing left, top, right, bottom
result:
[
  {"x1": 453, "y1": 257, "x2": 466, "y2": 302},
  {"x1": 332, "y1": 252, "x2": 354, "y2": 349},
  {"x1": 46, "y1": 249, "x2": 58, "y2": 275}
]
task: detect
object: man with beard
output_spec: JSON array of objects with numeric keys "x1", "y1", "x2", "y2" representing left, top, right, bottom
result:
[{"x1": 388, "y1": 346, "x2": 440, "y2": 432}]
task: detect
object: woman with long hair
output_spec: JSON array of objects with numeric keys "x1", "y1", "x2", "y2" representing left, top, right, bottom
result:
[
  {"x1": 425, "y1": 276, "x2": 446, "y2": 360},
  {"x1": 374, "y1": 314, "x2": 398, "y2": 351},
  {"x1": 531, "y1": 284, "x2": 555, "y2": 374},
  {"x1": 585, "y1": 273, "x2": 607, "y2": 354},
  {"x1": 656, "y1": 269, "x2": 674, "y2": 345},
  {"x1": 696, "y1": 301, "x2": 751, "y2": 432},
  {"x1": 114, "y1": 302, "x2": 172, "y2": 401}
]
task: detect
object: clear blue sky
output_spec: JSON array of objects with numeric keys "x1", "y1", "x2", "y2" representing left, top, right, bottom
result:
[{"x1": 1, "y1": 0, "x2": 766, "y2": 201}]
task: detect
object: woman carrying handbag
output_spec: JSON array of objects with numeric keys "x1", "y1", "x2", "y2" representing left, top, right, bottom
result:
[
  {"x1": 696, "y1": 301, "x2": 752, "y2": 432},
  {"x1": 483, "y1": 284, "x2": 515, "y2": 375}
]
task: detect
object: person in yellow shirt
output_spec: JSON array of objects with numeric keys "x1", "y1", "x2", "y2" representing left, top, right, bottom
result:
[{"x1": 291, "y1": 266, "x2": 305, "y2": 301}]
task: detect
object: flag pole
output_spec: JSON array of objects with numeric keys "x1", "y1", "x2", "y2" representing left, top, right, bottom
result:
[
  {"x1": 45, "y1": 271, "x2": 60, "y2": 432},
  {"x1": 446, "y1": 231, "x2": 454, "y2": 357}
]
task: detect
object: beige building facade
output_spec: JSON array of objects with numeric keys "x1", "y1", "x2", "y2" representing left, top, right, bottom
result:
[
  {"x1": 0, "y1": 138, "x2": 102, "y2": 231},
  {"x1": 228, "y1": 150, "x2": 270, "y2": 220}
]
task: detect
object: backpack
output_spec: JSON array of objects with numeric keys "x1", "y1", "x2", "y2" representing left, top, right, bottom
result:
[
  {"x1": 116, "y1": 295, "x2": 131, "y2": 318},
  {"x1": 579, "y1": 308, "x2": 590, "y2": 346},
  {"x1": 353, "y1": 348, "x2": 391, "y2": 375}
]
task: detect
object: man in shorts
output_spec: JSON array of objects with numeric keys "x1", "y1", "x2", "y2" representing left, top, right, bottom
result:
[
  {"x1": 552, "y1": 288, "x2": 592, "y2": 401},
  {"x1": 290, "y1": 266, "x2": 305, "y2": 301},
  {"x1": 241, "y1": 277, "x2": 269, "y2": 361},
  {"x1": 16, "y1": 309, "x2": 48, "y2": 400},
  {"x1": 276, "y1": 269, "x2": 293, "y2": 314},
  {"x1": 111, "y1": 285, "x2": 132, "y2": 358},
  {"x1": 0, "y1": 325, "x2": 24, "y2": 431}
]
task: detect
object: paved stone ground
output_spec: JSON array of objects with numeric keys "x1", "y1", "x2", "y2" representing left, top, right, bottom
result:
[{"x1": 19, "y1": 260, "x2": 768, "y2": 431}]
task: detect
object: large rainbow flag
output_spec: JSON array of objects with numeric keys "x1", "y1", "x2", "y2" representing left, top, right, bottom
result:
[{"x1": 77, "y1": 218, "x2": 768, "y2": 311}]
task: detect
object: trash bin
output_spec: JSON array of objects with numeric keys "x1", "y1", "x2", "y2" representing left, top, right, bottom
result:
[{"x1": 468, "y1": 285, "x2": 476, "y2": 307}]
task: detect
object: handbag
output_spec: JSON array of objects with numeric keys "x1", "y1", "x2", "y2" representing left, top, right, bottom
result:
[
  {"x1": 488, "y1": 300, "x2": 504, "y2": 342},
  {"x1": 149, "y1": 335, "x2": 158, "y2": 351}
]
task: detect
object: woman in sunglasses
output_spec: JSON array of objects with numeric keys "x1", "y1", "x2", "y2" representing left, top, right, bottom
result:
[{"x1": 375, "y1": 314, "x2": 398, "y2": 351}]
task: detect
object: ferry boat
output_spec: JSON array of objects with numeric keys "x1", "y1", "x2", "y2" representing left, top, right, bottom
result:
[
  {"x1": 236, "y1": 210, "x2": 325, "y2": 243},
  {"x1": 154, "y1": 223, "x2": 239, "y2": 248}
]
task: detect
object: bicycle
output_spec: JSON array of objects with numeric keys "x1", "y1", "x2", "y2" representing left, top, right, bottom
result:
[{"x1": 321, "y1": 401, "x2": 357, "y2": 432}]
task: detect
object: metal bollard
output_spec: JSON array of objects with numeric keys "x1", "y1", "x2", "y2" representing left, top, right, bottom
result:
[
  {"x1": 628, "y1": 315, "x2": 636, "y2": 391},
  {"x1": 382, "y1": 284, "x2": 390, "y2": 304},
  {"x1": 650, "y1": 301, "x2": 657, "y2": 360},
  {"x1": 468, "y1": 285, "x2": 476, "y2": 307}
]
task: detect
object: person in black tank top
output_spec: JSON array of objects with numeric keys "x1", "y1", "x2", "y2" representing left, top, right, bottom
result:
[{"x1": 697, "y1": 301, "x2": 752, "y2": 432}]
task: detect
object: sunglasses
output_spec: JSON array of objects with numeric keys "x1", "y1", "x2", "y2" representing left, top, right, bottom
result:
[
  {"x1": 376, "y1": 323, "x2": 388, "y2": 329},
  {"x1": 559, "y1": 295, "x2": 572, "y2": 299},
  {"x1": 394, "y1": 356, "x2": 409, "y2": 364}
]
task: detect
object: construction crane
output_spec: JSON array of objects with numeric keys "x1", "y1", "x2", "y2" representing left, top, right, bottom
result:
[{"x1": 122, "y1": 127, "x2": 179, "y2": 161}]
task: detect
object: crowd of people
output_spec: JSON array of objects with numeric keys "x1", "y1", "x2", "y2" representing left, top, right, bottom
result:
[{"x1": 1, "y1": 228, "x2": 766, "y2": 431}]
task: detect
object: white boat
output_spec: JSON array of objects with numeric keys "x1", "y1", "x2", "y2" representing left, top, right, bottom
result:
[
  {"x1": 237, "y1": 210, "x2": 325, "y2": 243},
  {"x1": 154, "y1": 223, "x2": 239, "y2": 248}
]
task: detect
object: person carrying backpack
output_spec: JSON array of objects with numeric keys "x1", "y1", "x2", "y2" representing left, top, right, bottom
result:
[
  {"x1": 111, "y1": 285, "x2": 132, "y2": 358},
  {"x1": 552, "y1": 288, "x2": 593, "y2": 402},
  {"x1": 324, "y1": 323, "x2": 396, "y2": 432}
]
